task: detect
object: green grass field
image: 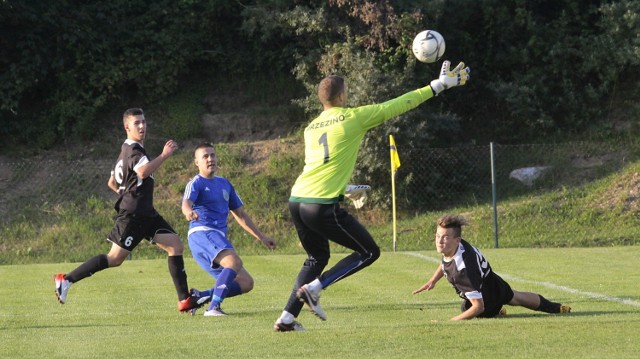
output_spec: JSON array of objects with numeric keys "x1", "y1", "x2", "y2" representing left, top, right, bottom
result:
[{"x1": 1, "y1": 247, "x2": 639, "y2": 358}]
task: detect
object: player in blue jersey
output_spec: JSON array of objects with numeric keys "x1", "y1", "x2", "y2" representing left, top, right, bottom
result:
[
  {"x1": 413, "y1": 214, "x2": 571, "y2": 320},
  {"x1": 274, "y1": 61, "x2": 471, "y2": 331},
  {"x1": 182, "y1": 142, "x2": 276, "y2": 316},
  {"x1": 54, "y1": 108, "x2": 207, "y2": 313}
]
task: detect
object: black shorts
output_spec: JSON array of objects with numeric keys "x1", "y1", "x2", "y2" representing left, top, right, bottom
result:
[
  {"x1": 107, "y1": 212, "x2": 176, "y2": 251},
  {"x1": 462, "y1": 272, "x2": 514, "y2": 318}
]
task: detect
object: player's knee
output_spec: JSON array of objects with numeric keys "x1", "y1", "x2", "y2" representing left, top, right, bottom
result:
[
  {"x1": 367, "y1": 245, "x2": 381, "y2": 263},
  {"x1": 107, "y1": 255, "x2": 126, "y2": 267},
  {"x1": 243, "y1": 277, "x2": 255, "y2": 293},
  {"x1": 236, "y1": 272, "x2": 254, "y2": 294}
]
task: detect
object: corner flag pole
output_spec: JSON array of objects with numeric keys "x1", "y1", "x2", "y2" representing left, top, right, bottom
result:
[{"x1": 389, "y1": 135, "x2": 401, "y2": 252}]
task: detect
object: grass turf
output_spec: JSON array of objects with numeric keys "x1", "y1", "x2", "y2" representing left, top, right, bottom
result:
[{"x1": 1, "y1": 247, "x2": 638, "y2": 358}]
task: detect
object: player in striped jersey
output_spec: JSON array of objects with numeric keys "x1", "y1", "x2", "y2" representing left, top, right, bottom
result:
[
  {"x1": 274, "y1": 61, "x2": 471, "y2": 331},
  {"x1": 413, "y1": 214, "x2": 571, "y2": 320},
  {"x1": 54, "y1": 108, "x2": 206, "y2": 313}
]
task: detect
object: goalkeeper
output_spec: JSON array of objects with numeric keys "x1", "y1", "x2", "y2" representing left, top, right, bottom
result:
[{"x1": 274, "y1": 61, "x2": 470, "y2": 331}]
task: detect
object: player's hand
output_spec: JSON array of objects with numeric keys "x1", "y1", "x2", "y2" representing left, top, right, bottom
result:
[
  {"x1": 260, "y1": 236, "x2": 276, "y2": 250},
  {"x1": 161, "y1": 139, "x2": 179, "y2": 158},
  {"x1": 412, "y1": 280, "x2": 436, "y2": 295},
  {"x1": 429, "y1": 60, "x2": 470, "y2": 95},
  {"x1": 345, "y1": 185, "x2": 371, "y2": 209},
  {"x1": 185, "y1": 210, "x2": 199, "y2": 221}
]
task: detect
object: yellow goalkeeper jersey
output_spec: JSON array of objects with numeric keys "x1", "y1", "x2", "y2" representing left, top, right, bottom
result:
[{"x1": 290, "y1": 85, "x2": 435, "y2": 204}]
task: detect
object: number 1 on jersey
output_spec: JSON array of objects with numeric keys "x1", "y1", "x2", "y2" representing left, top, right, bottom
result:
[{"x1": 319, "y1": 132, "x2": 329, "y2": 163}]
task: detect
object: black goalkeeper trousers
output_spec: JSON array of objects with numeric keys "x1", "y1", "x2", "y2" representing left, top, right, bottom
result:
[{"x1": 283, "y1": 201, "x2": 380, "y2": 316}]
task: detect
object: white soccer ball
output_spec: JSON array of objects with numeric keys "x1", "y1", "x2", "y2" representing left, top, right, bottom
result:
[{"x1": 412, "y1": 30, "x2": 446, "y2": 63}]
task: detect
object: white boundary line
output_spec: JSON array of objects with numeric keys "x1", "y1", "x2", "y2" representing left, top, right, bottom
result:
[{"x1": 402, "y1": 251, "x2": 640, "y2": 308}]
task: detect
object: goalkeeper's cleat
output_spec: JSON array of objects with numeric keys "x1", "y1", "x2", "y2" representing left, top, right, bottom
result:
[
  {"x1": 54, "y1": 273, "x2": 71, "y2": 304},
  {"x1": 273, "y1": 320, "x2": 305, "y2": 332},
  {"x1": 204, "y1": 304, "x2": 228, "y2": 317},
  {"x1": 177, "y1": 289, "x2": 211, "y2": 315},
  {"x1": 559, "y1": 305, "x2": 572, "y2": 313},
  {"x1": 296, "y1": 284, "x2": 327, "y2": 321}
]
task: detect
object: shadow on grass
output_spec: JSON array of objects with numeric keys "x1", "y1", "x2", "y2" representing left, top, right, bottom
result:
[{"x1": 0, "y1": 323, "x2": 124, "y2": 331}]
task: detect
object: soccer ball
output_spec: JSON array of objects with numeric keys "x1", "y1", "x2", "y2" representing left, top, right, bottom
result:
[{"x1": 412, "y1": 30, "x2": 446, "y2": 63}]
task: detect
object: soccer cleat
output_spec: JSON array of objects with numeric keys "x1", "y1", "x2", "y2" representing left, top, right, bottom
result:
[
  {"x1": 296, "y1": 284, "x2": 327, "y2": 321},
  {"x1": 54, "y1": 273, "x2": 71, "y2": 304},
  {"x1": 273, "y1": 320, "x2": 305, "y2": 332},
  {"x1": 204, "y1": 305, "x2": 228, "y2": 317},
  {"x1": 559, "y1": 305, "x2": 571, "y2": 313},
  {"x1": 499, "y1": 307, "x2": 507, "y2": 316},
  {"x1": 177, "y1": 289, "x2": 211, "y2": 315}
]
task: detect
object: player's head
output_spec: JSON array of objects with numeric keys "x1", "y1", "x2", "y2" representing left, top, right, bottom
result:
[
  {"x1": 122, "y1": 108, "x2": 146, "y2": 142},
  {"x1": 193, "y1": 142, "x2": 217, "y2": 178},
  {"x1": 435, "y1": 214, "x2": 468, "y2": 257},
  {"x1": 318, "y1": 75, "x2": 347, "y2": 107}
]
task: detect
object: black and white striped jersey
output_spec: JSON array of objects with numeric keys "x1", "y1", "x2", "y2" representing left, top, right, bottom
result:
[
  {"x1": 112, "y1": 139, "x2": 158, "y2": 217},
  {"x1": 441, "y1": 239, "x2": 493, "y2": 300}
]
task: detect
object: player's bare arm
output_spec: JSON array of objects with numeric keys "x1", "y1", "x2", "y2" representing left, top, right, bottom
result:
[
  {"x1": 413, "y1": 265, "x2": 444, "y2": 294},
  {"x1": 230, "y1": 207, "x2": 276, "y2": 250},
  {"x1": 135, "y1": 140, "x2": 179, "y2": 179},
  {"x1": 181, "y1": 198, "x2": 199, "y2": 221},
  {"x1": 107, "y1": 172, "x2": 119, "y2": 193},
  {"x1": 451, "y1": 297, "x2": 485, "y2": 320}
]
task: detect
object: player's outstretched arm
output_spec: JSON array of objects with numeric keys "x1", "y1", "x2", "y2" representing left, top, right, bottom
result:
[
  {"x1": 230, "y1": 207, "x2": 276, "y2": 250},
  {"x1": 413, "y1": 265, "x2": 445, "y2": 294},
  {"x1": 429, "y1": 60, "x2": 470, "y2": 95}
]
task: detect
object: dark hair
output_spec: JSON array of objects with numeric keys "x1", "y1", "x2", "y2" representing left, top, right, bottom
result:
[
  {"x1": 194, "y1": 142, "x2": 215, "y2": 157},
  {"x1": 437, "y1": 214, "x2": 469, "y2": 237},
  {"x1": 318, "y1": 75, "x2": 345, "y2": 106},
  {"x1": 122, "y1": 108, "x2": 144, "y2": 124}
]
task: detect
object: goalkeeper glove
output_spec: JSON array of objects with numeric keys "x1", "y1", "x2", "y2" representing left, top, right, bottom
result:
[
  {"x1": 429, "y1": 60, "x2": 470, "y2": 95},
  {"x1": 345, "y1": 185, "x2": 370, "y2": 209}
]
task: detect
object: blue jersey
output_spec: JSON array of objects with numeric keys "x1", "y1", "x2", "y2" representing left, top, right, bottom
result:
[{"x1": 183, "y1": 175, "x2": 243, "y2": 235}]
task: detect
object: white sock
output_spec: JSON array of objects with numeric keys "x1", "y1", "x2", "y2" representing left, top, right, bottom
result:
[
  {"x1": 308, "y1": 278, "x2": 323, "y2": 293},
  {"x1": 279, "y1": 311, "x2": 295, "y2": 324}
]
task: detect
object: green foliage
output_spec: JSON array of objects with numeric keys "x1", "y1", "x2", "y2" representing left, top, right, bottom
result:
[
  {"x1": 0, "y1": 0, "x2": 242, "y2": 148},
  {"x1": 3, "y1": 0, "x2": 638, "y2": 152}
]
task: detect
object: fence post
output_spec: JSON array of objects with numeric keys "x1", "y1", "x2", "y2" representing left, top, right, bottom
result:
[{"x1": 490, "y1": 142, "x2": 499, "y2": 248}]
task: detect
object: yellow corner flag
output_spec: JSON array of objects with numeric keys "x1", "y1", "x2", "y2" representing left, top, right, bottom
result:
[
  {"x1": 389, "y1": 135, "x2": 400, "y2": 252},
  {"x1": 390, "y1": 135, "x2": 401, "y2": 174}
]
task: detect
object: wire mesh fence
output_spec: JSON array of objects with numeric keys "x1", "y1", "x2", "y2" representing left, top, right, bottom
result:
[
  {"x1": 1, "y1": 141, "x2": 638, "y2": 263},
  {"x1": 392, "y1": 141, "x2": 635, "y2": 212}
]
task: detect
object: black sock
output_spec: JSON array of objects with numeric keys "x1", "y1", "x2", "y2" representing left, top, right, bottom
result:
[
  {"x1": 65, "y1": 254, "x2": 109, "y2": 283},
  {"x1": 168, "y1": 255, "x2": 189, "y2": 300},
  {"x1": 536, "y1": 295, "x2": 562, "y2": 313}
]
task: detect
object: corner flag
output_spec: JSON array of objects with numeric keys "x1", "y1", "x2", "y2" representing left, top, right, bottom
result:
[
  {"x1": 389, "y1": 135, "x2": 400, "y2": 252},
  {"x1": 390, "y1": 135, "x2": 401, "y2": 175}
]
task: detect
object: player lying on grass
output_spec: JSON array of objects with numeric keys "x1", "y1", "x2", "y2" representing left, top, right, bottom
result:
[
  {"x1": 274, "y1": 60, "x2": 471, "y2": 332},
  {"x1": 413, "y1": 214, "x2": 571, "y2": 320},
  {"x1": 182, "y1": 142, "x2": 276, "y2": 316}
]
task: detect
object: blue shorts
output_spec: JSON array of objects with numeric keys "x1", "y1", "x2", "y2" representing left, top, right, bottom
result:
[{"x1": 188, "y1": 228, "x2": 234, "y2": 279}]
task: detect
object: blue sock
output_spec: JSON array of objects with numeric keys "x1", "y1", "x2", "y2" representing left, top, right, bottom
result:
[
  {"x1": 209, "y1": 268, "x2": 237, "y2": 310},
  {"x1": 226, "y1": 281, "x2": 242, "y2": 298}
]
